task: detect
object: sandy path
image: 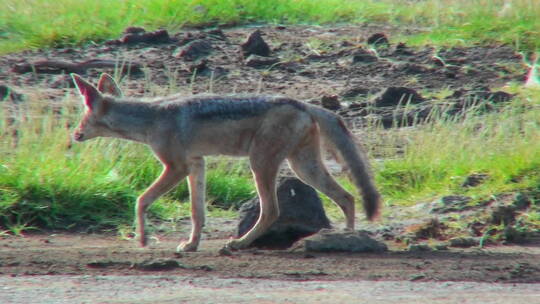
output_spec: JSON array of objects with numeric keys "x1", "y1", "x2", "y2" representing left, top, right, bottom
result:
[{"x1": 2, "y1": 275, "x2": 539, "y2": 304}]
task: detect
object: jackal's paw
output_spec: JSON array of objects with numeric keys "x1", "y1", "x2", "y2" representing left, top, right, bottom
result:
[
  {"x1": 224, "y1": 238, "x2": 248, "y2": 251},
  {"x1": 177, "y1": 241, "x2": 199, "y2": 252}
]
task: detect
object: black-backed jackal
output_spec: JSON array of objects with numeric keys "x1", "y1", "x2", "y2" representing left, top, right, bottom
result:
[{"x1": 71, "y1": 73, "x2": 381, "y2": 252}]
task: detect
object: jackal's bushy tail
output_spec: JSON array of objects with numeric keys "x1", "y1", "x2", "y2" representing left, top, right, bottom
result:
[{"x1": 308, "y1": 106, "x2": 381, "y2": 220}]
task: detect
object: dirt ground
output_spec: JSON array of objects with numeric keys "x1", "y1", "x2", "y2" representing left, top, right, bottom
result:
[
  {"x1": 1, "y1": 231, "x2": 539, "y2": 283},
  {"x1": 1, "y1": 24, "x2": 538, "y2": 302},
  {"x1": 1, "y1": 232, "x2": 540, "y2": 303},
  {"x1": 0, "y1": 24, "x2": 525, "y2": 109}
]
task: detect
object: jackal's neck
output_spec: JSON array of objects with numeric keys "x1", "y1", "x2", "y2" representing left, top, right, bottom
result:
[{"x1": 103, "y1": 101, "x2": 159, "y2": 144}]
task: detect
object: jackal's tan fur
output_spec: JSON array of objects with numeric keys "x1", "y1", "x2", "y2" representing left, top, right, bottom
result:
[{"x1": 71, "y1": 73, "x2": 381, "y2": 251}]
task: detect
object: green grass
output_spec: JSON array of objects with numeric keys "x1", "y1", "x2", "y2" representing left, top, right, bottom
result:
[
  {"x1": 377, "y1": 96, "x2": 540, "y2": 204},
  {"x1": 320, "y1": 89, "x2": 540, "y2": 223},
  {"x1": 1, "y1": 0, "x2": 540, "y2": 54}
]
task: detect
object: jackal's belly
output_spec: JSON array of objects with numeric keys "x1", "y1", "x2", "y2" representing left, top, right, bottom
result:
[{"x1": 187, "y1": 122, "x2": 258, "y2": 157}]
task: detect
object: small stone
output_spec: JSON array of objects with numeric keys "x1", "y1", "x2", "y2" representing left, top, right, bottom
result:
[
  {"x1": 448, "y1": 237, "x2": 480, "y2": 248},
  {"x1": 245, "y1": 55, "x2": 279, "y2": 68},
  {"x1": 431, "y1": 195, "x2": 472, "y2": 213},
  {"x1": 488, "y1": 91, "x2": 513, "y2": 103},
  {"x1": 218, "y1": 247, "x2": 233, "y2": 256},
  {"x1": 321, "y1": 95, "x2": 341, "y2": 111},
  {"x1": 409, "y1": 274, "x2": 426, "y2": 281},
  {"x1": 434, "y1": 244, "x2": 449, "y2": 251},
  {"x1": 512, "y1": 193, "x2": 532, "y2": 210},
  {"x1": 408, "y1": 244, "x2": 432, "y2": 252},
  {"x1": 490, "y1": 204, "x2": 516, "y2": 226},
  {"x1": 394, "y1": 42, "x2": 414, "y2": 55},
  {"x1": 300, "y1": 230, "x2": 388, "y2": 253},
  {"x1": 367, "y1": 33, "x2": 389, "y2": 47},
  {"x1": 352, "y1": 48, "x2": 378, "y2": 63},
  {"x1": 133, "y1": 259, "x2": 183, "y2": 271},
  {"x1": 462, "y1": 173, "x2": 489, "y2": 188},
  {"x1": 372, "y1": 87, "x2": 424, "y2": 107},
  {"x1": 241, "y1": 30, "x2": 270, "y2": 57},
  {"x1": 503, "y1": 226, "x2": 529, "y2": 244},
  {"x1": 0, "y1": 85, "x2": 24, "y2": 102},
  {"x1": 124, "y1": 26, "x2": 146, "y2": 34},
  {"x1": 174, "y1": 39, "x2": 212, "y2": 61},
  {"x1": 341, "y1": 87, "x2": 370, "y2": 99}
]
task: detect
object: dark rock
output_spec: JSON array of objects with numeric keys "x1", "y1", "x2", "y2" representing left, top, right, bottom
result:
[
  {"x1": 431, "y1": 195, "x2": 472, "y2": 213},
  {"x1": 408, "y1": 244, "x2": 432, "y2": 252},
  {"x1": 431, "y1": 56, "x2": 446, "y2": 67},
  {"x1": 373, "y1": 87, "x2": 425, "y2": 108},
  {"x1": 352, "y1": 48, "x2": 378, "y2": 63},
  {"x1": 512, "y1": 193, "x2": 532, "y2": 210},
  {"x1": 503, "y1": 226, "x2": 529, "y2": 244},
  {"x1": 107, "y1": 28, "x2": 170, "y2": 45},
  {"x1": 133, "y1": 259, "x2": 183, "y2": 271},
  {"x1": 448, "y1": 237, "x2": 480, "y2": 248},
  {"x1": 348, "y1": 102, "x2": 368, "y2": 110},
  {"x1": 367, "y1": 33, "x2": 389, "y2": 47},
  {"x1": 488, "y1": 91, "x2": 514, "y2": 103},
  {"x1": 341, "y1": 87, "x2": 371, "y2": 99},
  {"x1": 410, "y1": 274, "x2": 427, "y2": 281},
  {"x1": 187, "y1": 59, "x2": 209, "y2": 73},
  {"x1": 468, "y1": 221, "x2": 487, "y2": 236},
  {"x1": 245, "y1": 55, "x2": 279, "y2": 68},
  {"x1": 321, "y1": 95, "x2": 341, "y2": 111},
  {"x1": 240, "y1": 30, "x2": 270, "y2": 57},
  {"x1": 392, "y1": 63, "x2": 430, "y2": 74},
  {"x1": 174, "y1": 39, "x2": 213, "y2": 61},
  {"x1": 394, "y1": 42, "x2": 414, "y2": 55},
  {"x1": 434, "y1": 244, "x2": 449, "y2": 251},
  {"x1": 406, "y1": 218, "x2": 445, "y2": 239},
  {"x1": 378, "y1": 104, "x2": 432, "y2": 128},
  {"x1": 205, "y1": 28, "x2": 227, "y2": 40},
  {"x1": 0, "y1": 85, "x2": 24, "y2": 102},
  {"x1": 218, "y1": 247, "x2": 233, "y2": 256},
  {"x1": 462, "y1": 173, "x2": 489, "y2": 188},
  {"x1": 490, "y1": 204, "x2": 516, "y2": 226},
  {"x1": 123, "y1": 26, "x2": 146, "y2": 35},
  {"x1": 237, "y1": 177, "x2": 332, "y2": 249},
  {"x1": 299, "y1": 230, "x2": 388, "y2": 253},
  {"x1": 86, "y1": 260, "x2": 126, "y2": 269}
]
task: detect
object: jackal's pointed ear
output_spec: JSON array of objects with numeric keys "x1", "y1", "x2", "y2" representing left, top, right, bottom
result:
[
  {"x1": 71, "y1": 73, "x2": 101, "y2": 110},
  {"x1": 97, "y1": 73, "x2": 123, "y2": 97}
]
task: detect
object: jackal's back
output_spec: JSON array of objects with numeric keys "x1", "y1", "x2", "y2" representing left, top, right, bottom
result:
[{"x1": 151, "y1": 95, "x2": 305, "y2": 122}]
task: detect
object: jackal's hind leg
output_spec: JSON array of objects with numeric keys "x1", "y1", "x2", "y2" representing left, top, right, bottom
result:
[
  {"x1": 226, "y1": 162, "x2": 280, "y2": 250},
  {"x1": 288, "y1": 140, "x2": 355, "y2": 230},
  {"x1": 136, "y1": 164, "x2": 187, "y2": 247},
  {"x1": 177, "y1": 158, "x2": 206, "y2": 252}
]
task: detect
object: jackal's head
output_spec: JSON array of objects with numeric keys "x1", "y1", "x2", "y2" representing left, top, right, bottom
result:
[{"x1": 71, "y1": 73, "x2": 123, "y2": 142}]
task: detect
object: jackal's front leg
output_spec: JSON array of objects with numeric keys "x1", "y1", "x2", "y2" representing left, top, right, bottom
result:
[
  {"x1": 136, "y1": 164, "x2": 187, "y2": 247},
  {"x1": 177, "y1": 158, "x2": 206, "y2": 252}
]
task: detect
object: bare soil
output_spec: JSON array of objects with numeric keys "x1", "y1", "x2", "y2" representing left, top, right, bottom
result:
[
  {"x1": 0, "y1": 24, "x2": 526, "y2": 108},
  {"x1": 1, "y1": 231, "x2": 539, "y2": 283}
]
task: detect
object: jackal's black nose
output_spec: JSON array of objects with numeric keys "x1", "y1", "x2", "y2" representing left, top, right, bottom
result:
[{"x1": 73, "y1": 131, "x2": 84, "y2": 141}]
